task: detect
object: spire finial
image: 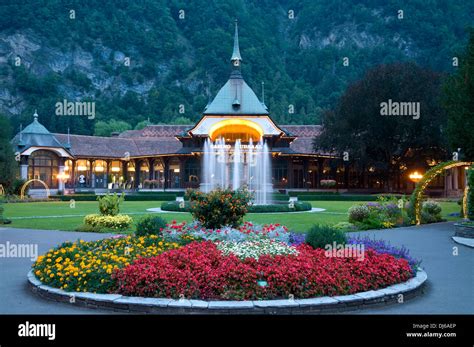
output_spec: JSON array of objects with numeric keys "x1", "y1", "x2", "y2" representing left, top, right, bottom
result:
[
  {"x1": 231, "y1": 19, "x2": 242, "y2": 67},
  {"x1": 33, "y1": 109, "x2": 38, "y2": 120},
  {"x1": 261, "y1": 81, "x2": 265, "y2": 104}
]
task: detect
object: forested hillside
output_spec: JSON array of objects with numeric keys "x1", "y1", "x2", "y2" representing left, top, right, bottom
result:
[{"x1": 0, "y1": 0, "x2": 471, "y2": 135}]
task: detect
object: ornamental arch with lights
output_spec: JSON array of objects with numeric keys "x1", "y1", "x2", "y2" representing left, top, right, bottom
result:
[{"x1": 10, "y1": 22, "x2": 468, "y2": 198}]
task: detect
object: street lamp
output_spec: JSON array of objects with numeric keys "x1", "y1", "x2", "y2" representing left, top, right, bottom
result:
[{"x1": 409, "y1": 171, "x2": 423, "y2": 183}]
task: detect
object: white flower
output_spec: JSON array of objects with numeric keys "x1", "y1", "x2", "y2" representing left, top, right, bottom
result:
[{"x1": 216, "y1": 239, "x2": 298, "y2": 260}]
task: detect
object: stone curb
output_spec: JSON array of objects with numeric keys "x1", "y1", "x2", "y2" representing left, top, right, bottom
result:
[{"x1": 27, "y1": 268, "x2": 427, "y2": 314}]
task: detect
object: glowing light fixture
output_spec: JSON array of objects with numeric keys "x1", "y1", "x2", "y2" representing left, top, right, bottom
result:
[
  {"x1": 409, "y1": 171, "x2": 423, "y2": 183},
  {"x1": 208, "y1": 119, "x2": 264, "y2": 142}
]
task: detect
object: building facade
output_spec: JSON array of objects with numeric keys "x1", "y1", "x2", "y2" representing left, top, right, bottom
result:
[{"x1": 11, "y1": 22, "x2": 467, "y2": 197}]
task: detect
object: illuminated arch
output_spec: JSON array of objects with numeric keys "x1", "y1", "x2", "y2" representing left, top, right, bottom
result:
[
  {"x1": 20, "y1": 179, "x2": 50, "y2": 199},
  {"x1": 0, "y1": 184, "x2": 4, "y2": 196},
  {"x1": 208, "y1": 119, "x2": 264, "y2": 142},
  {"x1": 410, "y1": 161, "x2": 472, "y2": 225}
]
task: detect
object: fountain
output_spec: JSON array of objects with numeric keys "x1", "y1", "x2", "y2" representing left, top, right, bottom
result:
[{"x1": 201, "y1": 137, "x2": 272, "y2": 204}]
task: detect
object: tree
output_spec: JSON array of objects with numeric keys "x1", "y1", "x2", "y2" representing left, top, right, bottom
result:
[
  {"x1": 94, "y1": 119, "x2": 131, "y2": 137},
  {"x1": 0, "y1": 115, "x2": 17, "y2": 190},
  {"x1": 314, "y1": 62, "x2": 447, "y2": 188},
  {"x1": 443, "y1": 29, "x2": 474, "y2": 161}
]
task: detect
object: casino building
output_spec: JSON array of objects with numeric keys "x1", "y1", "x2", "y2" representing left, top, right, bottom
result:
[{"x1": 11, "y1": 23, "x2": 467, "y2": 197}]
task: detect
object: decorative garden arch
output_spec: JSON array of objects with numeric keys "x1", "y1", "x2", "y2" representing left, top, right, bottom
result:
[
  {"x1": 20, "y1": 179, "x2": 50, "y2": 199},
  {"x1": 410, "y1": 161, "x2": 472, "y2": 225}
]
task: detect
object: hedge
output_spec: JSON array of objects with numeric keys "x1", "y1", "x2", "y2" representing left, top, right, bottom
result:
[
  {"x1": 468, "y1": 166, "x2": 474, "y2": 220},
  {"x1": 160, "y1": 201, "x2": 312, "y2": 213},
  {"x1": 49, "y1": 193, "x2": 176, "y2": 202}
]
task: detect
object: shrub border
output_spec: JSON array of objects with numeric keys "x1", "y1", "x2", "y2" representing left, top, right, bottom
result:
[{"x1": 27, "y1": 268, "x2": 427, "y2": 314}]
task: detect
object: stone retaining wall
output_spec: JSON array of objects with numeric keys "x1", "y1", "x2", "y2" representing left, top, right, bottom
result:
[{"x1": 27, "y1": 269, "x2": 427, "y2": 314}]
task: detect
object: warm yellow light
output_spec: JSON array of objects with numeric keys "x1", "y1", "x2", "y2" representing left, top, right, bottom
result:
[
  {"x1": 94, "y1": 166, "x2": 104, "y2": 173},
  {"x1": 409, "y1": 171, "x2": 423, "y2": 183},
  {"x1": 208, "y1": 119, "x2": 264, "y2": 142},
  {"x1": 111, "y1": 167, "x2": 120, "y2": 172},
  {"x1": 57, "y1": 172, "x2": 70, "y2": 180},
  {"x1": 174, "y1": 169, "x2": 180, "y2": 173},
  {"x1": 77, "y1": 165, "x2": 87, "y2": 172}
]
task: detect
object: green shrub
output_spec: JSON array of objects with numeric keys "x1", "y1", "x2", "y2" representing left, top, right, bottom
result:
[
  {"x1": 83, "y1": 214, "x2": 132, "y2": 230},
  {"x1": 421, "y1": 200, "x2": 442, "y2": 223},
  {"x1": 135, "y1": 215, "x2": 167, "y2": 236},
  {"x1": 305, "y1": 224, "x2": 347, "y2": 249},
  {"x1": 468, "y1": 166, "x2": 474, "y2": 220},
  {"x1": 332, "y1": 222, "x2": 358, "y2": 232},
  {"x1": 97, "y1": 193, "x2": 124, "y2": 216},
  {"x1": 187, "y1": 188, "x2": 252, "y2": 229},
  {"x1": 348, "y1": 205, "x2": 370, "y2": 222},
  {"x1": 160, "y1": 201, "x2": 191, "y2": 211},
  {"x1": 7, "y1": 178, "x2": 27, "y2": 196}
]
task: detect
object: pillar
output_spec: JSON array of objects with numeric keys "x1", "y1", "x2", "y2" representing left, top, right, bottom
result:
[
  {"x1": 453, "y1": 167, "x2": 459, "y2": 191},
  {"x1": 58, "y1": 157, "x2": 65, "y2": 192},
  {"x1": 20, "y1": 155, "x2": 29, "y2": 180},
  {"x1": 90, "y1": 160, "x2": 95, "y2": 188},
  {"x1": 163, "y1": 157, "x2": 170, "y2": 190}
]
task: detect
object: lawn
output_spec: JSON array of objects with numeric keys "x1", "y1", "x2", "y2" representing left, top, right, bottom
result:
[{"x1": 1, "y1": 199, "x2": 462, "y2": 233}]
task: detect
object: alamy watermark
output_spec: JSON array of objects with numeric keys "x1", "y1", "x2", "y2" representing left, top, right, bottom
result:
[
  {"x1": 380, "y1": 99, "x2": 420, "y2": 120},
  {"x1": 324, "y1": 242, "x2": 365, "y2": 261},
  {"x1": 55, "y1": 99, "x2": 95, "y2": 119},
  {"x1": 0, "y1": 241, "x2": 38, "y2": 261}
]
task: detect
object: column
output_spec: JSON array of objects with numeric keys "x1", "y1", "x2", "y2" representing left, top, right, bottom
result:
[
  {"x1": 20, "y1": 155, "x2": 29, "y2": 180},
  {"x1": 58, "y1": 157, "x2": 65, "y2": 192},
  {"x1": 122, "y1": 161, "x2": 128, "y2": 188},
  {"x1": 90, "y1": 160, "x2": 95, "y2": 188},
  {"x1": 134, "y1": 159, "x2": 140, "y2": 189},
  {"x1": 163, "y1": 158, "x2": 170, "y2": 190},
  {"x1": 453, "y1": 167, "x2": 459, "y2": 191}
]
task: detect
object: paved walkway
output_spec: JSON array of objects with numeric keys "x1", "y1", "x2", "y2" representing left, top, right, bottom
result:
[{"x1": 0, "y1": 223, "x2": 472, "y2": 314}]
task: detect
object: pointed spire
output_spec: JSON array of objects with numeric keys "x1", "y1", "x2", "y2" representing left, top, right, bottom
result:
[
  {"x1": 33, "y1": 109, "x2": 38, "y2": 120},
  {"x1": 230, "y1": 20, "x2": 242, "y2": 66}
]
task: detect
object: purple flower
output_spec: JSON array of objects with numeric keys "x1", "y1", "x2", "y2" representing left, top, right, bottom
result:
[
  {"x1": 288, "y1": 232, "x2": 305, "y2": 246},
  {"x1": 348, "y1": 236, "x2": 421, "y2": 274}
]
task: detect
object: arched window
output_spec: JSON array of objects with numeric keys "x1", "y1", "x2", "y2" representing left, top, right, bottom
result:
[{"x1": 28, "y1": 150, "x2": 59, "y2": 188}]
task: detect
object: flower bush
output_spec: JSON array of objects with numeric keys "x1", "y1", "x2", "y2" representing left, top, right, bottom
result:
[
  {"x1": 83, "y1": 214, "x2": 133, "y2": 230},
  {"x1": 348, "y1": 197, "x2": 408, "y2": 230},
  {"x1": 320, "y1": 179, "x2": 336, "y2": 188},
  {"x1": 216, "y1": 239, "x2": 298, "y2": 260},
  {"x1": 113, "y1": 241, "x2": 413, "y2": 300},
  {"x1": 186, "y1": 188, "x2": 252, "y2": 228},
  {"x1": 420, "y1": 200, "x2": 442, "y2": 223},
  {"x1": 32, "y1": 235, "x2": 181, "y2": 293},
  {"x1": 161, "y1": 220, "x2": 292, "y2": 244},
  {"x1": 348, "y1": 205, "x2": 370, "y2": 223}
]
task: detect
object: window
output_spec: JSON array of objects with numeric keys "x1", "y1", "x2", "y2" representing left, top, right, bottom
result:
[
  {"x1": 272, "y1": 159, "x2": 288, "y2": 185},
  {"x1": 185, "y1": 159, "x2": 200, "y2": 184},
  {"x1": 28, "y1": 150, "x2": 59, "y2": 188}
]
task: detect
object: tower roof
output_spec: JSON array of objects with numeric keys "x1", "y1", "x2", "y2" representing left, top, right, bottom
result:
[
  {"x1": 203, "y1": 21, "x2": 268, "y2": 115},
  {"x1": 230, "y1": 20, "x2": 242, "y2": 63},
  {"x1": 12, "y1": 111, "x2": 68, "y2": 151}
]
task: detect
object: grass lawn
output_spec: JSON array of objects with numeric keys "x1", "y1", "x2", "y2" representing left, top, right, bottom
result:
[{"x1": 1, "y1": 199, "x2": 462, "y2": 233}]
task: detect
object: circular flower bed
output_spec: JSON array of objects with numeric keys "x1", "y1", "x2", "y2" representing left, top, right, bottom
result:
[
  {"x1": 112, "y1": 241, "x2": 412, "y2": 300},
  {"x1": 31, "y1": 221, "x2": 418, "y2": 302}
]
